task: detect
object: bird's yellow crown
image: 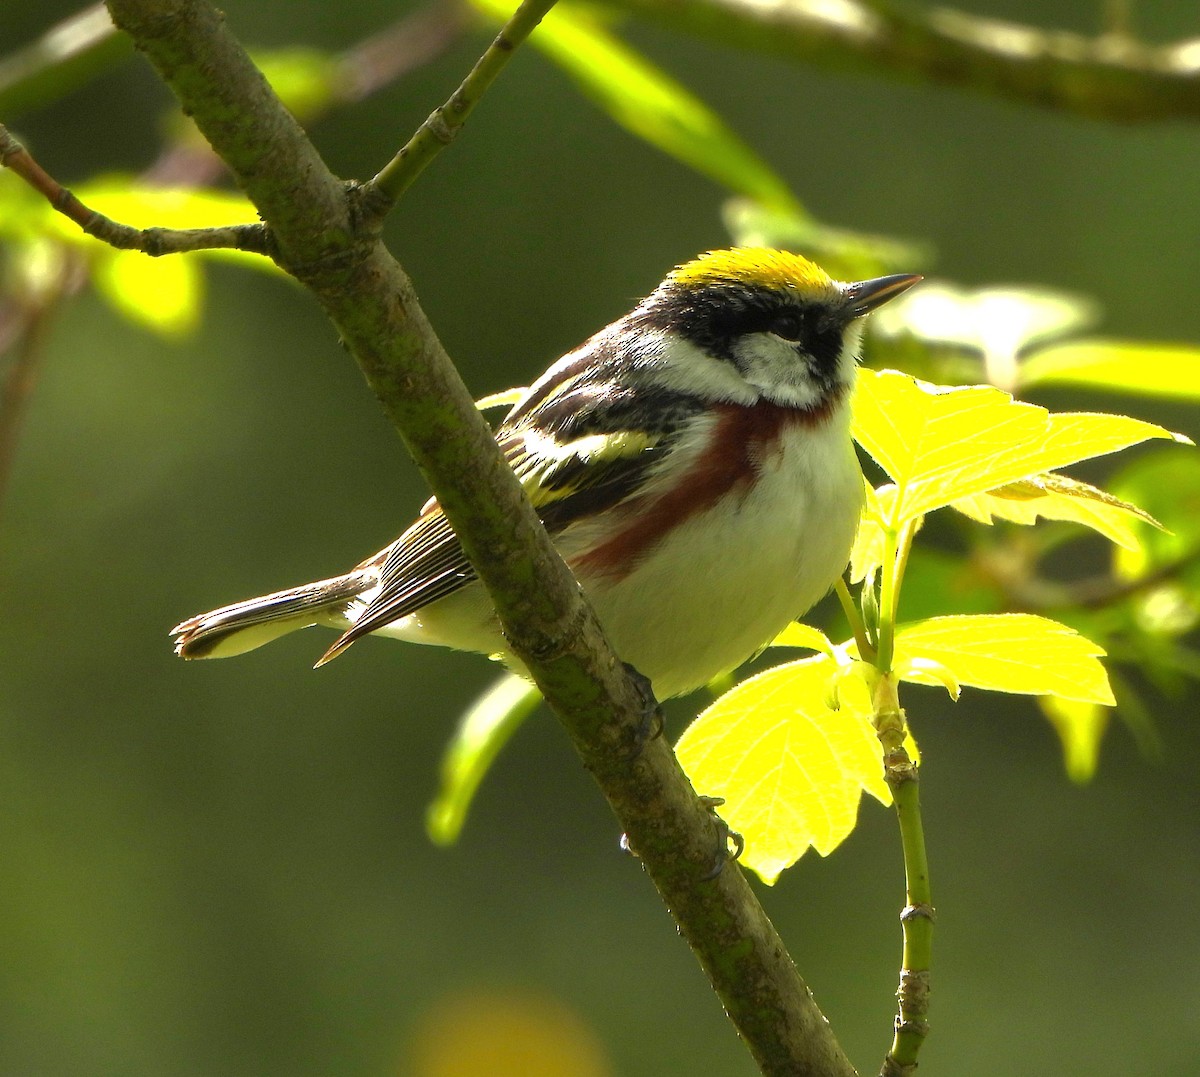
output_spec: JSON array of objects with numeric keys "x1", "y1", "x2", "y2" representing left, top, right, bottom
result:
[{"x1": 668, "y1": 247, "x2": 834, "y2": 295}]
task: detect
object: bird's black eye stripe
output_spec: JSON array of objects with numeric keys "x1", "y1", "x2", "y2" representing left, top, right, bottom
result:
[
  {"x1": 769, "y1": 310, "x2": 806, "y2": 341},
  {"x1": 632, "y1": 281, "x2": 850, "y2": 375}
]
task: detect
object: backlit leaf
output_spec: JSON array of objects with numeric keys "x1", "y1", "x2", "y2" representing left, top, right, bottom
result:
[
  {"x1": 951, "y1": 473, "x2": 1162, "y2": 551},
  {"x1": 893, "y1": 614, "x2": 1114, "y2": 705},
  {"x1": 71, "y1": 179, "x2": 259, "y2": 231},
  {"x1": 675, "y1": 656, "x2": 887, "y2": 883},
  {"x1": 1038, "y1": 696, "x2": 1108, "y2": 783},
  {"x1": 1020, "y1": 339, "x2": 1200, "y2": 401},
  {"x1": 894, "y1": 656, "x2": 960, "y2": 700},
  {"x1": 848, "y1": 484, "x2": 910, "y2": 584},
  {"x1": 852, "y1": 369, "x2": 1184, "y2": 524},
  {"x1": 722, "y1": 198, "x2": 930, "y2": 281},
  {"x1": 768, "y1": 622, "x2": 835, "y2": 654},
  {"x1": 92, "y1": 248, "x2": 201, "y2": 338},
  {"x1": 427, "y1": 673, "x2": 542, "y2": 845}
]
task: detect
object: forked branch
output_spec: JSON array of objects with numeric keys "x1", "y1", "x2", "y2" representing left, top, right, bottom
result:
[{"x1": 0, "y1": 124, "x2": 271, "y2": 255}]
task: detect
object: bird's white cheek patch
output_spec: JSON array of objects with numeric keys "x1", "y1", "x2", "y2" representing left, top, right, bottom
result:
[{"x1": 733, "y1": 334, "x2": 824, "y2": 409}]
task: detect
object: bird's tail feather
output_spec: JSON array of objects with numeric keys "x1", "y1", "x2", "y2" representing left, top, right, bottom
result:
[{"x1": 171, "y1": 569, "x2": 375, "y2": 660}]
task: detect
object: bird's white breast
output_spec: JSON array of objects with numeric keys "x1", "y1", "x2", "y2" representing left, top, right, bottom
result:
[
  {"x1": 576, "y1": 401, "x2": 863, "y2": 698},
  {"x1": 377, "y1": 401, "x2": 862, "y2": 701}
]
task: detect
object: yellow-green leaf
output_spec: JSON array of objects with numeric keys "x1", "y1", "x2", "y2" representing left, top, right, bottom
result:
[
  {"x1": 427, "y1": 674, "x2": 542, "y2": 845},
  {"x1": 894, "y1": 656, "x2": 960, "y2": 700},
  {"x1": 852, "y1": 369, "x2": 1184, "y2": 525},
  {"x1": 71, "y1": 179, "x2": 258, "y2": 231},
  {"x1": 92, "y1": 248, "x2": 201, "y2": 338},
  {"x1": 1020, "y1": 339, "x2": 1200, "y2": 401},
  {"x1": 768, "y1": 622, "x2": 835, "y2": 654},
  {"x1": 893, "y1": 614, "x2": 1115, "y2": 705},
  {"x1": 471, "y1": 0, "x2": 799, "y2": 212},
  {"x1": 1040, "y1": 411, "x2": 1191, "y2": 460},
  {"x1": 951, "y1": 473, "x2": 1162, "y2": 551},
  {"x1": 675, "y1": 656, "x2": 887, "y2": 884},
  {"x1": 1039, "y1": 696, "x2": 1109, "y2": 783}
]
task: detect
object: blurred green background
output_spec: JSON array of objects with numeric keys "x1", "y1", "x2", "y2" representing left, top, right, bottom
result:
[{"x1": 2, "y1": 1, "x2": 1199, "y2": 1074}]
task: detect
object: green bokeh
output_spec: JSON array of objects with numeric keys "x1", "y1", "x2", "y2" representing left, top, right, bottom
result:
[{"x1": 2, "y1": 2, "x2": 1199, "y2": 1074}]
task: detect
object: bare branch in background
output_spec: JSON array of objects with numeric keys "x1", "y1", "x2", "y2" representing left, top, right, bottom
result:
[{"x1": 615, "y1": 0, "x2": 1200, "y2": 123}]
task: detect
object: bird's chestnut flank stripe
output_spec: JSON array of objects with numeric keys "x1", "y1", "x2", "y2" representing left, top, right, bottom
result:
[{"x1": 575, "y1": 392, "x2": 846, "y2": 581}]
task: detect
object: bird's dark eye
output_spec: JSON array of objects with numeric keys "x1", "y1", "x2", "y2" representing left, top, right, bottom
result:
[{"x1": 769, "y1": 310, "x2": 806, "y2": 341}]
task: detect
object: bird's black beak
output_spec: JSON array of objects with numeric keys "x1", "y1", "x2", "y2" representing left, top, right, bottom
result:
[{"x1": 844, "y1": 273, "x2": 923, "y2": 318}]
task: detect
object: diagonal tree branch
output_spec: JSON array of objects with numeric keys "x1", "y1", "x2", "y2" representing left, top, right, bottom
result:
[
  {"x1": 612, "y1": 0, "x2": 1200, "y2": 123},
  {"x1": 100, "y1": 1, "x2": 857, "y2": 1074}
]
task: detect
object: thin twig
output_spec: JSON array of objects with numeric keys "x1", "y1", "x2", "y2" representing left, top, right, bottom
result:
[
  {"x1": 367, "y1": 0, "x2": 559, "y2": 207},
  {"x1": 870, "y1": 525, "x2": 933, "y2": 1075},
  {"x1": 1071, "y1": 545, "x2": 1200, "y2": 610},
  {"x1": 0, "y1": 123, "x2": 272, "y2": 255}
]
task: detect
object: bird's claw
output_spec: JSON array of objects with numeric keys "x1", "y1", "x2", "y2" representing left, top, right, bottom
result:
[
  {"x1": 698, "y1": 795, "x2": 744, "y2": 881},
  {"x1": 622, "y1": 661, "x2": 663, "y2": 760},
  {"x1": 618, "y1": 796, "x2": 744, "y2": 880}
]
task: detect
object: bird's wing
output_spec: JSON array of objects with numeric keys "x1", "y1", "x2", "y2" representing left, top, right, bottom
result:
[{"x1": 318, "y1": 393, "x2": 683, "y2": 663}]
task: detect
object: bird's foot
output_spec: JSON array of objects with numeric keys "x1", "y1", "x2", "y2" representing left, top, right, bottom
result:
[
  {"x1": 698, "y1": 795, "x2": 744, "y2": 881},
  {"x1": 622, "y1": 661, "x2": 663, "y2": 761}
]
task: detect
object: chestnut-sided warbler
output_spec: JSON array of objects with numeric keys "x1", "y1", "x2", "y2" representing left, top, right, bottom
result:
[{"x1": 171, "y1": 248, "x2": 919, "y2": 699}]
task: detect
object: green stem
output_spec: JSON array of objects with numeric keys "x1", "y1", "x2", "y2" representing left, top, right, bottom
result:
[
  {"x1": 875, "y1": 526, "x2": 899, "y2": 671},
  {"x1": 889, "y1": 518, "x2": 917, "y2": 620},
  {"x1": 369, "y1": 0, "x2": 560, "y2": 205},
  {"x1": 875, "y1": 517, "x2": 920, "y2": 673},
  {"x1": 873, "y1": 674, "x2": 933, "y2": 1077},
  {"x1": 834, "y1": 575, "x2": 874, "y2": 661}
]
